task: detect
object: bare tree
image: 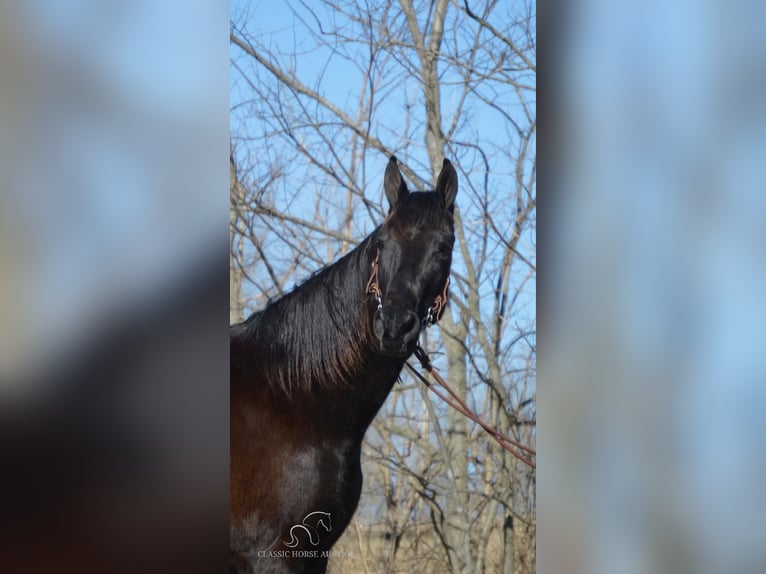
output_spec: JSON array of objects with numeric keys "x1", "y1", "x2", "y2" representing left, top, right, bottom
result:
[{"x1": 230, "y1": 0, "x2": 535, "y2": 571}]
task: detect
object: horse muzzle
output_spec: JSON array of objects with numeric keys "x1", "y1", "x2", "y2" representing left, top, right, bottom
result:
[{"x1": 373, "y1": 306, "x2": 420, "y2": 357}]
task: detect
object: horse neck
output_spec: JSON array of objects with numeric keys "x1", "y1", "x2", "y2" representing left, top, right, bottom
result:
[
  {"x1": 242, "y1": 236, "x2": 405, "y2": 422},
  {"x1": 296, "y1": 238, "x2": 405, "y2": 423}
]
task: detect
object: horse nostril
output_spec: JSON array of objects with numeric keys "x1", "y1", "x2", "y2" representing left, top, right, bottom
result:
[
  {"x1": 373, "y1": 310, "x2": 385, "y2": 340},
  {"x1": 401, "y1": 311, "x2": 420, "y2": 343}
]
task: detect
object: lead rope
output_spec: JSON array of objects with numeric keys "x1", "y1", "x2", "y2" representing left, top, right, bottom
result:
[
  {"x1": 365, "y1": 251, "x2": 534, "y2": 468},
  {"x1": 406, "y1": 348, "x2": 536, "y2": 469}
]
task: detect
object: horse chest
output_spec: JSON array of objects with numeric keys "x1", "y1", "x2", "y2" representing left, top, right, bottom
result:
[{"x1": 280, "y1": 440, "x2": 363, "y2": 520}]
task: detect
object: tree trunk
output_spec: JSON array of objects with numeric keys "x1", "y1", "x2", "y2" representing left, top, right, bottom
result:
[
  {"x1": 229, "y1": 154, "x2": 243, "y2": 324},
  {"x1": 503, "y1": 514, "x2": 514, "y2": 574}
]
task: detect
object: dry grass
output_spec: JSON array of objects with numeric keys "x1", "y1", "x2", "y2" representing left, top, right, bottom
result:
[{"x1": 327, "y1": 518, "x2": 535, "y2": 574}]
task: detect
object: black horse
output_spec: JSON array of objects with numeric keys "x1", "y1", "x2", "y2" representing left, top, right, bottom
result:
[{"x1": 230, "y1": 156, "x2": 458, "y2": 574}]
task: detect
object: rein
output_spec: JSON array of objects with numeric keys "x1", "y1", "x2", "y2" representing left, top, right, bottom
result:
[{"x1": 365, "y1": 248, "x2": 536, "y2": 469}]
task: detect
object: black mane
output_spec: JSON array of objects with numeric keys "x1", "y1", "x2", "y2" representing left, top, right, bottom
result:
[{"x1": 231, "y1": 235, "x2": 377, "y2": 397}]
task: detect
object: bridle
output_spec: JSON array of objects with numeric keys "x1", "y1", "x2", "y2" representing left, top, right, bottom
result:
[
  {"x1": 365, "y1": 248, "x2": 450, "y2": 328},
  {"x1": 363, "y1": 246, "x2": 536, "y2": 470}
]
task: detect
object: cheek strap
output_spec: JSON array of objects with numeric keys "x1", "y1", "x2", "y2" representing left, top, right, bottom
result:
[
  {"x1": 424, "y1": 277, "x2": 450, "y2": 327},
  {"x1": 365, "y1": 250, "x2": 383, "y2": 310}
]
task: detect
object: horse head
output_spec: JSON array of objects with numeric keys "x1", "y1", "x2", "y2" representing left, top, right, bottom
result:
[{"x1": 368, "y1": 156, "x2": 458, "y2": 358}]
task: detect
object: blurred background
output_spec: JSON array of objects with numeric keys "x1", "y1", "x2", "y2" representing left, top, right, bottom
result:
[
  {"x1": 542, "y1": 1, "x2": 766, "y2": 573},
  {"x1": 0, "y1": 1, "x2": 229, "y2": 572}
]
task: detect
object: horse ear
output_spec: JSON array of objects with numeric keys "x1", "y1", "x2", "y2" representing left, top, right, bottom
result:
[
  {"x1": 436, "y1": 158, "x2": 458, "y2": 211},
  {"x1": 384, "y1": 155, "x2": 408, "y2": 209}
]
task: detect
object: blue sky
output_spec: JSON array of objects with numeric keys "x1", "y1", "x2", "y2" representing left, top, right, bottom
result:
[{"x1": 229, "y1": 0, "x2": 536, "y2": 272}]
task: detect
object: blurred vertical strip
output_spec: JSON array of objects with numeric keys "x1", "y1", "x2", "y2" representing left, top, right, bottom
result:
[
  {"x1": 541, "y1": 0, "x2": 766, "y2": 573},
  {"x1": 0, "y1": 1, "x2": 229, "y2": 573}
]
